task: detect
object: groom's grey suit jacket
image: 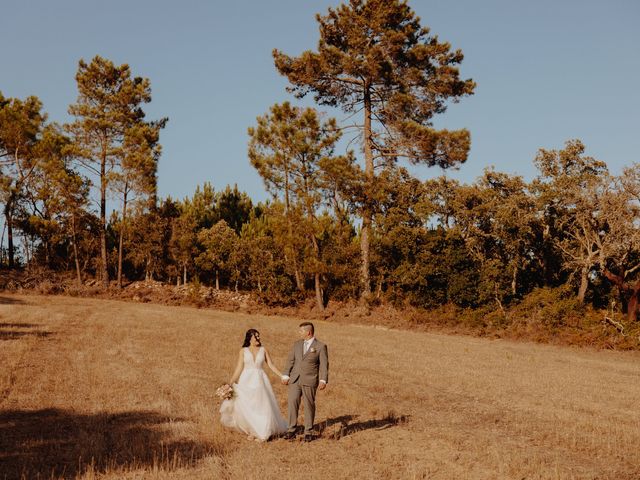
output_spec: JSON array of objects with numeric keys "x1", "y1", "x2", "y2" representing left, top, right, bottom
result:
[{"x1": 284, "y1": 339, "x2": 329, "y2": 387}]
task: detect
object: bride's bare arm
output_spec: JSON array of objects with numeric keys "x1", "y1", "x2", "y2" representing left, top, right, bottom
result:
[
  {"x1": 229, "y1": 349, "x2": 244, "y2": 384},
  {"x1": 264, "y1": 349, "x2": 283, "y2": 378}
]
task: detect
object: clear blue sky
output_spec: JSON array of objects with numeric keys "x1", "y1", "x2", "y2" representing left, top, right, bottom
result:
[{"x1": 2, "y1": 0, "x2": 639, "y2": 204}]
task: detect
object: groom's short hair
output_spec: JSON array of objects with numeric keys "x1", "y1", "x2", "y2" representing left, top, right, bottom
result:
[{"x1": 299, "y1": 322, "x2": 314, "y2": 334}]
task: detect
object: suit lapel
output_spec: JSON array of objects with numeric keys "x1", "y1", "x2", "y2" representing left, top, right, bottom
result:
[{"x1": 303, "y1": 339, "x2": 316, "y2": 359}]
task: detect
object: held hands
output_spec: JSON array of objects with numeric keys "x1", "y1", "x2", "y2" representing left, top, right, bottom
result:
[{"x1": 279, "y1": 376, "x2": 326, "y2": 389}]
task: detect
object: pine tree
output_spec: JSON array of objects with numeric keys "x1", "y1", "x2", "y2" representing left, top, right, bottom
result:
[
  {"x1": 274, "y1": 0, "x2": 475, "y2": 299},
  {"x1": 0, "y1": 94, "x2": 46, "y2": 267},
  {"x1": 196, "y1": 220, "x2": 237, "y2": 290},
  {"x1": 249, "y1": 102, "x2": 343, "y2": 310},
  {"x1": 66, "y1": 56, "x2": 165, "y2": 288},
  {"x1": 31, "y1": 125, "x2": 90, "y2": 282},
  {"x1": 114, "y1": 119, "x2": 166, "y2": 288}
]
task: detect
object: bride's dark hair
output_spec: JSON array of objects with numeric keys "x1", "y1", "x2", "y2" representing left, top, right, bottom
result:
[{"x1": 242, "y1": 329, "x2": 261, "y2": 348}]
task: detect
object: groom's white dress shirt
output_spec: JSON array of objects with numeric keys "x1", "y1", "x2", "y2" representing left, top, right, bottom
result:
[
  {"x1": 282, "y1": 337, "x2": 327, "y2": 384},
  {"x1": 303, "y1": 338, "x2": 314, "y2": 354}
]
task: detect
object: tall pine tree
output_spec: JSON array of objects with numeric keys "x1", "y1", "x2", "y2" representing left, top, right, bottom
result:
[
  {"x1": 274, "y1": 0, "x2": 475, "y2": 299},
  {"x1": 66, "y1": 56, "x2": 165, "y2": 287}
]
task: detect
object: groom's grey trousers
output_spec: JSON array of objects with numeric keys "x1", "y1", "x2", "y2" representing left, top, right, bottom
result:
[{"x1": 287, "y1": 382, "x2": 317, "y2": 434}]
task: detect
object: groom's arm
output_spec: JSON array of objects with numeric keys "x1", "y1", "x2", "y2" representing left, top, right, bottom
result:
[
  {"x1": 319, "y1": 343, "x2": 329, "y2": 387},
  {"x1": 282, "y1": 344, "x2": 296, "y2": 381}
]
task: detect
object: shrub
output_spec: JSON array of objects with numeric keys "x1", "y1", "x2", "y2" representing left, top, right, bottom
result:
[
  {"x1": 510, "y1": 286, "x2": 584, "y2": 328},
  {"x1": 256, "y1": 275, "x2": 300, "y2": 306},
  {"x1": 35, "y1": 279, "x2": 61, "y2": 295}
]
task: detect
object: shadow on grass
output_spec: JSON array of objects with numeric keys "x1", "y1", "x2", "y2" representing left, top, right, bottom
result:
[
  {"x1": 316, "y1": 414, "x2": 356, "y2": 432},
  {"x1": 0, "y1": 296, "x2": 26, "y2": 305},
  {"x1": 319, "y1": 412, "x2": 409, "y2": 440},
  {"x1": 0, "y1": 408, "x2": 219, "y2": 479},
  {"x1": 0, "y1": 323, "x2": 52, "y2": 341}
]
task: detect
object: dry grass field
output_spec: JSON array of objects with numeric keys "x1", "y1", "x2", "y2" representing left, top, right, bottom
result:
[{"x1": 0, "y1": 294, "x2": 638, "y2": 479}]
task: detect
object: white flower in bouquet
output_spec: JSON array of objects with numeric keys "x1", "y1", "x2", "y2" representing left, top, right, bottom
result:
[{"x1": 216, "y1": 383, "x2": 234, "y2": 401}]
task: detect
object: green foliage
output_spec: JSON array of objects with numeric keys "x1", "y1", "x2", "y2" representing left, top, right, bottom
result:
[
  {"x1": 318, "y1": 212, "x2": 360, "y2": 301},
  {"x1": 372, "y1": 168, "x2": 479, "y2": 308},
  {"x1": 249, "y1": 102, "x2": 347, "y2": 308},
  {"x1": 181, "y1": 183, "x2": 217, "y2": 230},
  {"x1": 378, "y1": 227, "x2": 479, "y2": 309},
  {"x1": 443, "y1": 236, "x2": 480, "y2": 307},
  {"x1": 0, "y1": 93, "x2": 47, "y2": 267},
  {"x1": 274, "y1": 0, "x2": 476, "y2": 299},
  {"x1": 124, "y1": 203, "x2": 174, "y2": 281},
  {"x1": 273, "y1": 0, "x2": 475, "y2": 168},
  {"x1": 3, "y1": 12, "x2": 640, "y2": 344},
  {"x1": 510, "y1": 286, "x2": 585, "y2": 328},
  {"x1": 196, "y1": 220, "x2": 237, "y2": 287},
  {"x1": 215, "y1": 185, "x2": 253, "y2": 234},
  {"x1": 65, "y1": 55, "x2": 166, "y2": 286},
  {"x1": 237, "y1": 210, "x2": 299, "y2": 306}
]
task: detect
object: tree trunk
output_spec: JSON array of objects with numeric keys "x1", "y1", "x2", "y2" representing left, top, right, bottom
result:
[
  {"x1": 183, "y1": 264, "x2": 187, "y2": 285},
  {"x1": 284, "y1": 170, "x2": 303, "y2": 291},
  {"x1": 360, "y1": 85, "x2": 374, "y2": 300},
  {"x1": 291, "y1": 254, "x2": 303, "y2": 291},
  {"x1": 100, "y1": 147, "x2": 109, "y2": 288},
  {"x1": 375, "y1": 275, "x2": 383, "y2": 300},
  {"x1": 117, "y1": 184, "x2": 129, "y2": 289},
  {"x1": 540, "y1": 224, "x2": 553, "y2": 286},
  {"x1": 309, "y1": 232, "x2": 324, "y2": 311},
  {"x1": 577, "y1": 265, "x2": 589, "y2": 303},
  {"x1": 215, "y1": 269, "x2": 220, "y2": 290},
  {"x1": 71, "y1": 214, "x2": 82, "y2": 285},
  {"x1": 603, "y1": 268, "x2": 639, "y2": 322},
  {"x1": 22, "y1": 236, "x2": 31, "y2": 265},
  {"x1": 314, "y1": 272, "x2": 324, "y2": 311},
  {"x1": 304, "y1": 185, "x2": 325, "y2": 311},
  {"x1": 44, "y1": 238, "x2": 50, "y2": 267},
  {"x1": 494, "y1": 282, "x2": 507, "y2": 320},
  {"x1": 0, "y1": 222, "x2": 5, "y2": 266},
  {"x1": 511, "y1": 264, "x2": 518, "y2": 296},
  {"x1": 628, "y1": 280, "x2": 640, "y2": 322},
  {"x1": 5, "y1": 204, "x2": 14, "y2": 268},
  {"x1": 145, "y1": 256, "x2": 152, "y2": 282},
  {"x1": 7, "y1": 215, "x2": 14, "y2": 268}
]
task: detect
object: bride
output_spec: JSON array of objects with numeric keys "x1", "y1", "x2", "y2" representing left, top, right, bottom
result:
[{"x1": 219, "y1": 329, "x2": 287, "y2": 441}]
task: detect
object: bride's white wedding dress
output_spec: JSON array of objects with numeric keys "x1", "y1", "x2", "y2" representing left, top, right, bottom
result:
[{"x1": 219, "y1": 346, "x2": 287, "y2": 440}]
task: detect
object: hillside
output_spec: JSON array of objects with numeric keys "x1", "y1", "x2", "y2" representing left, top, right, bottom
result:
[{"x1": 0, "y1": 294, "x2": 638, "y2": 479}]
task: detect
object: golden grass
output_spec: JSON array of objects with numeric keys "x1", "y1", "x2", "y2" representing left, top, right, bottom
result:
[{"x1": 0, "y1": 293, "x2": 638, "y2": 479}]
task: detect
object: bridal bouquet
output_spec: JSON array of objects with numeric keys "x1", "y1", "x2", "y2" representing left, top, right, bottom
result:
[{"x1": 216, "y1": 383, "x2": 234, "y2": 401}]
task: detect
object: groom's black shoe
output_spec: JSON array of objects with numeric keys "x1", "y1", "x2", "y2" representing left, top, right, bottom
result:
[{"x1": 283, "y1": 431, "x2": 296, "y2": 440}]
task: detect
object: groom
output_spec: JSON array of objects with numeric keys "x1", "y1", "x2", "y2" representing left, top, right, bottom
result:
[{"x1": 281, "y1": 322, "x2": 329, "y2": 442}]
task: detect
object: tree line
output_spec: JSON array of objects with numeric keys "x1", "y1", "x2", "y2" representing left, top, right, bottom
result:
[{"x1": 1, "y1": 0, "x2": 638, "y2": 321}]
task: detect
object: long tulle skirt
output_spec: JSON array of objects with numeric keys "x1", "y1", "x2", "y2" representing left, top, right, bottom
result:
[{"x1": 219, "y1": 368, "x2": 287, "y2": 440}]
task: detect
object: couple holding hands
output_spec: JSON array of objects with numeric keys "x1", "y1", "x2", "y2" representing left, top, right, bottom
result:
[{"x1": 219, "y1": 322, "x2": 329, "y2": 442}]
